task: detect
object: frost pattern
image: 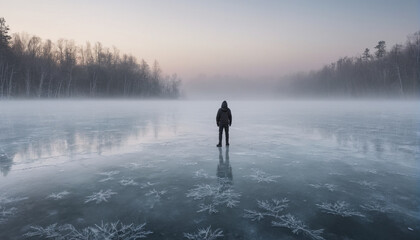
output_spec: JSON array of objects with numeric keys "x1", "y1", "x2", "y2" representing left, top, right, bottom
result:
[
  {"x1": 244, "y1": 199, "x2": 289, "y2": 220},
  {"x1": 272, "y1": 214, "x2": 325, "y2": 240},
  {"x1": 144, "y1": 189, "x2": 167, "y2": 208},
  {"x1": 309, "y1": 183, "x2": 337, "y2": 192},
  {"x1": 244, "y1": 199, "x2": 325, "y2": 240},
  {"x1": 0, "y1": 195, "x2": 28, "y2": 204},
  {"x1": 186, "y1": 182, "x2": 240, "y2": 214},
  {"x1": 97, "y1": 171, "x2": 120, "y2": 182},
  {"x1": 0, "y1": 206, "x2": 17, "y2": 224},
  {"x1": 354, "y1": 180, "x2": 377, "y2": 189},
  {"x1": 85, "y1": 189, "x2": 117, "y2": 204},
  {"x1": 184, "y1": 226, "x2": 223, "y2": 240},
  {"x1": 140, "y1": 182, "x2": 158, "y2": 188},
  {"x1": 0, "y1": 195, "x2": 26, "y2": 224},
  {"x1": 120, "y1": 179, "x2": 139, "y2": 186},
  {"x1": 47, "y1": 191, "x2": 70, "y2": 200},
  {"x1": 197, "y1": 204, "x2": 218, "y2": 214},
  {"x1": 360, "y1": 202, "x2": 389, "y2": 213},
  {"x1": 182, "y1": 162, "x2": 198, "y2": 166},
  {"x1": 24, "y1": 221, "x2": 152, "y2": 239},
  {"x1": 247, "y1": 169, "x2": 281, "y2": 183},
  {"x1": 317, "y1": 201, "x2": 365, "y2": 217},
  {"x1": 127, "y1": 162, "x2": 156, "y2": 169},
  {"x1": 145, "y1": 189, "x2": 167, "y2": 200},
  {"x1": 194, "y1": 169, "x2": 215, "y2": 179}
]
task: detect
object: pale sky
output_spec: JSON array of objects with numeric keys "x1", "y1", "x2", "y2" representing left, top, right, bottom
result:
[{"x1": 2, "y1": 0, "x2": 419, "y2": 82}]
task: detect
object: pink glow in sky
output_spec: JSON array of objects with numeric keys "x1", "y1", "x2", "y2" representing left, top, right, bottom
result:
[{"x1": 2, "y1": 0, "x2": 419, "y2": 82}]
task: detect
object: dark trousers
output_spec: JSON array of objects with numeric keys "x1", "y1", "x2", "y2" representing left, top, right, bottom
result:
[{"x1": 219, "y1": 125, "x2": 229, "y2": 144}]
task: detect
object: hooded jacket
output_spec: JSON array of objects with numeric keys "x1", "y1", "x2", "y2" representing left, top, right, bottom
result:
[{"x1": 216, "y1": 101, "x2": 232, "y2": 126}]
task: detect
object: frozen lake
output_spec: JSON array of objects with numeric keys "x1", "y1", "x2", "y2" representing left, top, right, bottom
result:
[{"x1": 0, "y1": 100, "x2": 419, "y2": 240}]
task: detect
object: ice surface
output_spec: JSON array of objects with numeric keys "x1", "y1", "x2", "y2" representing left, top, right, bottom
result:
[{"x1": 0, "y1": 100, "x2": 419, "y2": 239}]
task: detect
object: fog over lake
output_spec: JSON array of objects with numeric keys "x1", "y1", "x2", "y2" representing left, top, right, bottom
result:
[{"x1": 0, "y1": 100, "x2": 419, "y2": 240}]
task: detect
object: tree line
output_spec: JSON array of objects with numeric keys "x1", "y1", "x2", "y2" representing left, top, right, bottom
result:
[
  {"x1": 283, "y1": 31, "x2": 420, "y2": 97},
  {"x1": 0, "y1": 18, "x2": 181, "y2": 98}
]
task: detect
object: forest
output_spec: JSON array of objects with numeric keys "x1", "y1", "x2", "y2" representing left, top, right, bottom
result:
[
  {"x1": 283, "y1": 31, "x2": 420, "y2": 97},
  {"x1": 0, "y1": 18, "x2": 181, "y2": 98}
]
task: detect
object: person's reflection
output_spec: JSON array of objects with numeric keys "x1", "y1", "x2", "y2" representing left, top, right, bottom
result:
[
  {"x1": 0, "y1": 151, "x2": 13, "y2": 176},
  {"x1": 217, "y1": 147, "x2": 232, "y2": 181}
]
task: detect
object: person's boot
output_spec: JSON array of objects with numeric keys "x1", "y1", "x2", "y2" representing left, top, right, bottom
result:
[
  {"x1": 217, "y1": 143, "x2": 222, "y2": 147},
  {"x1": 226, "y1": 142, "x2": 230, "y2": 146}
]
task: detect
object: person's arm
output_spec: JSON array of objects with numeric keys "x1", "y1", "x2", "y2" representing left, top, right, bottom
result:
[
  {"x1": 216, "y1": 109, "x2": 221, "y2": 126},
  {"x1": 228, "y1": 109, "x2": 232, "y2": 126}
]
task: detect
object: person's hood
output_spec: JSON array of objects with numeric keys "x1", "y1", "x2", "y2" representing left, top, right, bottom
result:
[{"x1": 221, "y1": 101, "x2": 228, "y2": 111}]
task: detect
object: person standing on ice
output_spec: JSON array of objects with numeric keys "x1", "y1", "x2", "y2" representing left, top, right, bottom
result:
[{"x1": 216, "y1": 100, "x2": 232, "y2": 147}]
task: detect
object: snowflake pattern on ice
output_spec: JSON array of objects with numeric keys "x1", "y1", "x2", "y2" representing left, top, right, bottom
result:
[
  {"x1": 0, "y1": 206, "x2": 17, "y2": 224},
  {"x1": 244, "y1": 198, "x2": 289, "y2": 220},
  {"x1": 360, "y1": 201, "x2": 390, "y2": 213},
  {"x1": 145, "y1": 189, "x2": 167, "y2": 200},
  {"x1": 120, "y1": 179, "x2": 139, "y2": 186},
  {"x1": 85, "y1": 189, "x2": 117, "y2": 204},
  {"x1": 354, "y1": 180, "x2": 377, "y2": 189},
  {"x1": 244, "y1": 199, "x2": 325, "y2": 240},
  {"x1": 97, "y1": 171, "x2": 120, "y2": 182},
  {"x1": 317, "y1": 201, "x2": 365, "y2": 217},
  {"x1": 309, "y1": 183, "x2": 337, "y2": 192},
  {"x1": 246, "y1": 169, "x2": 281, "y2": 183},
  {"x1": 127, "y1": 162, "x2": 156, "y2": 169},
  {"x1": 197, "y1": 204, "x2": 218, "y2": 214},
  {"x1": 194, "y1": 169, "x2": 215, "y2": 179},
  {"x1": 184, "y1": 226, "x2": 223, "y2": 240},
  {"x1": 24, "y1": 221, "x2": 152, "y2": 239},
  {"x1": 140, "y1": 182, "x2": 158, "y2": 188},
  {"x1": 0, "y1": 195, "x2": 28, "y2": 204},
  {"x1": 47, "y1": 191, "x2": 70, "y2": 200},
  {"x1": 186, "y1": 181, "x2": 240, "y2": 214},
  {"x1": 272, "y1": 214, "x2": 325, "y2": 240}
]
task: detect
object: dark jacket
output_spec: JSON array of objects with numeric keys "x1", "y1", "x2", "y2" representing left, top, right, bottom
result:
[{"x1": 216, "y1": 101, "x2": 232, "y2": 126}]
